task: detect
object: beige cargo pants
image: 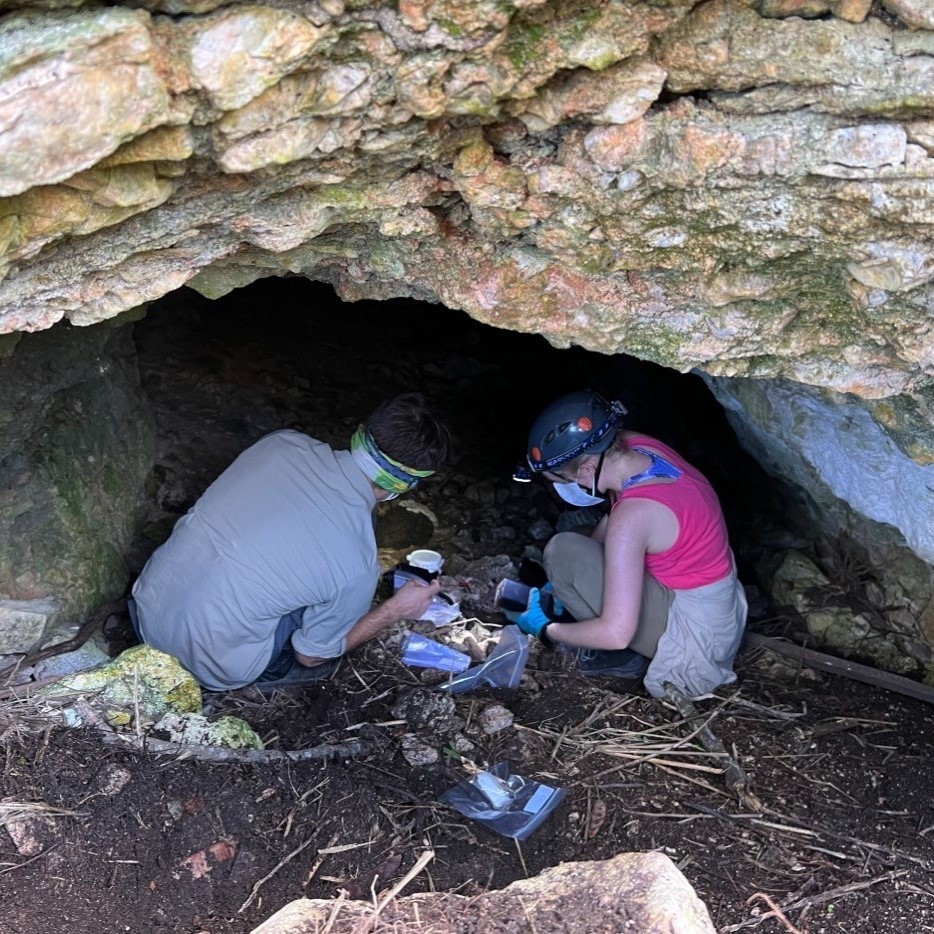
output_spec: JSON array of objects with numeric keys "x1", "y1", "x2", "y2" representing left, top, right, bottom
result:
[{"x1": 543, "y1": 530, "x2": 747, "y2": 698}]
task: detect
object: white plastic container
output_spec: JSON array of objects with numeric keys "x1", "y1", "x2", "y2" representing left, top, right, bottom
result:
[{"x1": 406, "y1": 549, "x2": 444, "y2": 575}]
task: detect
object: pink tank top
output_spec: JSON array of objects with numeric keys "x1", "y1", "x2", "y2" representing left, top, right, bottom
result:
[{"x1": 610, "y1": 434, "x2": 732, "y2": 590}]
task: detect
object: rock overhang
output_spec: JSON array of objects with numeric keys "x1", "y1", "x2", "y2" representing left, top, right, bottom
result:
[{"x1": 0, "y1": 0, "x2": 933, "y2": 457}]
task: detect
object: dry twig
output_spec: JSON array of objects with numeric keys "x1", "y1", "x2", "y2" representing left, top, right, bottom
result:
[
  {"x1": 746, "y1": 892, "x2": 802, "y2": 934},
  {"x1": 238, "y1": 835, "x2": 317, "y2": 913}
]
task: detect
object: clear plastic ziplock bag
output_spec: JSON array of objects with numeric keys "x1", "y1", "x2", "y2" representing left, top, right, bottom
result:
[
  {"x1": 440, "y1": 761, "x2": 566, "y2": 840},
  {"x1": 394, "y1": 569, "x2": 463, "y2": 626},
  {"x1": 439, "y1": 625, "x2": 529, "y2": 693},
  {"x1": 401, "y1": 633, "x2": 472, "y2": 673}
]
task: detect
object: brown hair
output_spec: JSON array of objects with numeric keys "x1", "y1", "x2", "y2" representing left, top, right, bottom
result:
[{"x1": 365, "y1": 393, "x2": 453, "y2": 472}]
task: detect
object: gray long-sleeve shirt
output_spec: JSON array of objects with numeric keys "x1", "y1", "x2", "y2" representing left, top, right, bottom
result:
[{"x1": 133, "y1": 430, "x2": 379, "y2": 690}]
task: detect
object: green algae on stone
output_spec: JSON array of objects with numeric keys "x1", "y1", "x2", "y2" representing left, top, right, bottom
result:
[
  {"x1": 152, "y1": 712, "x2": 263, "y2": 749},
  {"x1": 504, "y1": 22, "x2": 546, "y2": 72},
  {"x1": 42, "y1": 644, "x2": 202, "y2": 718}
]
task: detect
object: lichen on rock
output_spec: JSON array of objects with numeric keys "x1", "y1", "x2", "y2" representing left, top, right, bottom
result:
[
  {"x1": 41, "y1": 644, "x2": 202, "y2": 720},
  {"x1": 152, "y1": 712, "x2": 263, "y2": 749}
]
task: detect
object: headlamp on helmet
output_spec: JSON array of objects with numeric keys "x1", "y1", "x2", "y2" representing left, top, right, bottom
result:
[{"x1": 524, "y1": 391, "x2": 627, "y2": 475}]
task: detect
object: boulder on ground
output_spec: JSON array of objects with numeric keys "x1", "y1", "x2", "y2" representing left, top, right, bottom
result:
[
  {"x1": 152, "y1": 712, "x2": 262, "y2": 749},
  {"x1": 40, "y1": 644, "x2": 202, "y2": 721},
  {"x1": 251, "y1": 850, "x2": 715, "y2": 933}
]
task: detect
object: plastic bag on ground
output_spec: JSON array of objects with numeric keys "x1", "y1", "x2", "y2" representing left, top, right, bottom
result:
[
  {"x1": 401, "y1": 633, "x2": 471, "y2": 673},
  {"x1": 440, "y1": 625, "x2": 529, "y2": 694},
  {"x1": 440, "y1": 761, "x2": 566, "y2": 840}
]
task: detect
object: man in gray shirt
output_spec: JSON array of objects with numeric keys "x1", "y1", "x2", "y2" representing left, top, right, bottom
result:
[{"x1": 131, "y1": 394, "x2": 452, "y2": 691}]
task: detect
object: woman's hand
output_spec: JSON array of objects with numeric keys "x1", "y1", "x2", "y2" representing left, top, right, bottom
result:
[
  {"x1": 387, "y1": 578, "x2": 440, "y2": 620},
  {"x1": 516, "y1": 588, "x2": 551, "y2": 638}
]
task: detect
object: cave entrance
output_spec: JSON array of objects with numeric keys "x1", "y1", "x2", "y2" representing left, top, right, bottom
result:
[
  {"x1": 129, "y1": 276, "x2": 786, "y2": 601},
  {"x1": 7, "y1": 278, "x2": 934, "y2": 933}
]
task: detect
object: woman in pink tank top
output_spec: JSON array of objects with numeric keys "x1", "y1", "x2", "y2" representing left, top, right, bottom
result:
[{"x1": 514, "y1": 391, "x2": 747, "y2": 699}]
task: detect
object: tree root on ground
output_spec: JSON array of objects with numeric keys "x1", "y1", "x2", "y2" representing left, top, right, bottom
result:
[
  {"x1": 73, "y1": 699, "x2": 373, "y2": 764},
  {"x1": 662, "y1": 682, "x2": 761, "y2": 810}
]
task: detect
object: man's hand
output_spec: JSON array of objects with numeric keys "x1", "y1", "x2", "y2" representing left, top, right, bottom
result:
[{"x1": 387, "y1": 578, "x2": 440, "y2": 621}]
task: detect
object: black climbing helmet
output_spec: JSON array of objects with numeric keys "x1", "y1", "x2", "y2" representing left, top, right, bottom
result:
[{"x1": 515, "y1": 391, "x2": 627, "y2": 480}]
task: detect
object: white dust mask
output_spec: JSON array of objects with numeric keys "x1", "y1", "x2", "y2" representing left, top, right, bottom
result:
[{"x1": 552, "y1": 481, "x2": 605, "y2": 508}]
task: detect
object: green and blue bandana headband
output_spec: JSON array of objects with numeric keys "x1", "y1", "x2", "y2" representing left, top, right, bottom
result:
[{"x1": 351, "y1": 426, "x2": 434, "y2": 495}]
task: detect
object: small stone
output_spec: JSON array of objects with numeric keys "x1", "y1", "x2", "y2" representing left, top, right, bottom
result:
[
  {"x1": 400, "y1": 733, "x2": 439, "y2": 766},
  {"x1": 528, "y1": 518, "x2": 553, "y2": 541},
  {"x1": 179, "y1": 840, "x2": 238, "y2": 880},
  {"x1": 93, "y1": 765, "x2": 133, "y2": 796},
  {"x1": 392, "y1": 687, "x2": 463, "y2": 733},
  {"x1": 33, "y1": 636, "x2": 109, "y2": 679},
  {"x1": 4, "y1": 814, "x2": 57, "y2": 857},
  {"x1": 464, "y1": 481, "x2": 497, "y2": 506},
  {"x1": 166, "y1": 800, "x2": 184, "y2": 822},
  {"x1": 451, "y1": 733, "x2": 475, "y2": 754},
  {"x1": 477, "y1": 704, "x2": 514, "y2": 734}
]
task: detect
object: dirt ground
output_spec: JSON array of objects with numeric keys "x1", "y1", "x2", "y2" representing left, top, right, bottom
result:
[
  {"x1": 3, "y1": 642, "x2": 934, "y2": 934},
  {"x1": 3, "y1": 281, "x2": 934, "y2": 933}
]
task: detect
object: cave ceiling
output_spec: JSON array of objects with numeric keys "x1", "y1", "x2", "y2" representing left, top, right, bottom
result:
[{"x1": 2, "y1": 0, "x2": 934, "y2": 453}]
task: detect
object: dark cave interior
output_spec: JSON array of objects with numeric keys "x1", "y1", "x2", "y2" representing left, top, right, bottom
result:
[{"x1": 128, "y1": 275, "x2": 795, "y2": 610}]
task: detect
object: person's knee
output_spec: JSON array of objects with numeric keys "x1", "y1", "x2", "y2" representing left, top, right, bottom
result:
[{"x1": 543, "y1": 532, "x2": 579, "y2": 577}]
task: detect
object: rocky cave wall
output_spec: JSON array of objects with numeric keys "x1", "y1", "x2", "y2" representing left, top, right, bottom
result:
[
  {"x1": 0, "y1": 315, "x2": 153, "y2": 651},
  {"x1": 3, "y1": 0, "x2": 934, "y2": 671}
]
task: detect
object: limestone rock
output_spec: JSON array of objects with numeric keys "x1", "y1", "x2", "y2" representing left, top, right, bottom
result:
[
  {"x1": 2, "y1": 813, "x2": 58, "y2": 858},
  {"x1": 758, "y1": 0, "x2": 873, "y2": 22},
  {"x1": 767, "y1": 551, "x2": 920, "y2": 675},
  {"x1": 0, "y1": 598, "x2": 62, "y2": 654},
  {"x1": 882, "y1": 0, "x2": 934, "y2": 28},
  {"x1": 250, "y1": 851, "x2": 716, "y2": 933},
  {"x1": 152, "y1": 712, "x2": 263, "y2": 749},
  {"x1": 41, "y1": 644, "x2": 202, "y2": 720},
  {"x1": 32, "y1": 635, "x2": 110, "y2": 680},
  {"x1": 0, "y1": 8, "x2": 172, "y2": 197},
  {"x1": 510, "y1": 57, "x2": 667, "y2": 132},
  {"x1": 392, "y1": 686, "x2": 463, "y2": 733},
  {"x1": 711, "y1": 375, "x2": 934, "y2": 675},
  {"x1": 477, "y1": 704, "x2": 514, "y2": 734},
  {"x1": 187, "y1": 7, "x2": 329, "y2": 112},
  {"x1": 0, "y1": 323, "x2": 153, "y2": 619},
  {"x1": 400, "y1": 733, "x2": 439, "y2": 766},
  {"x1": 91, "y1": 765, "x2": 133, "y2": 796}
]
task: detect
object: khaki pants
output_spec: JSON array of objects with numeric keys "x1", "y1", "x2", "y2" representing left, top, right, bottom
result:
[
  {"x1": 543, "y1": 531, "x2": 673, "y2": 658},
  {"x1": 544, "y1": 530, "x2": 748, "y2": 698}
]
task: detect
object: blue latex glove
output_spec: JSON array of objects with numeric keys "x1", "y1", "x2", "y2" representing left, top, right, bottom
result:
[
  {"x1": 517, "y1": 588, "x2": 552, "y2": 638},
  {"x1": 541, "y1": 582, "x2": 566, "y2": 619}
]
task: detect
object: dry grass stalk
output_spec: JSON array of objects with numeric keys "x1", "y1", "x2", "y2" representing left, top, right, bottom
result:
[{"x1": 0, "y1": 799, "x2": 80, "y2": 824}]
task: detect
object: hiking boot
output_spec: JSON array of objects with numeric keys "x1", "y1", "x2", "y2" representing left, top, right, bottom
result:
[{"x1": 578, "y1": 648, "x2": 649, "y2": 680}]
